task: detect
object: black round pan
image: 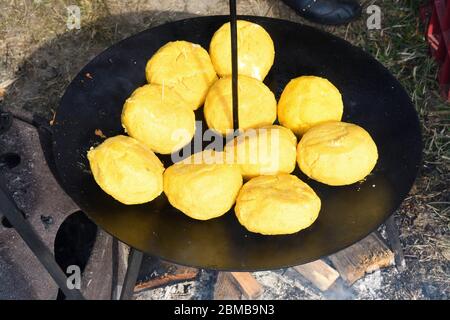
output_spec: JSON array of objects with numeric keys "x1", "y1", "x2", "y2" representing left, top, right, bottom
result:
[{"x1": 52, "y1": 16, "x2": 422, "y2": 271}]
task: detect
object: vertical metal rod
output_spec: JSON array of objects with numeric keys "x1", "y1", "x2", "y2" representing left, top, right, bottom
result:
[
  {"x1": 0, "y1": 184, "x2": 84, "y2": 300},
  {"x1": 120, "y1": 247, "x2": 143, "y2": 300},
  {"x1": 230, "y1": 0, "x2": 239, "y2": 132},
  {"x1": 385, "y1": 215, "x2": 406, "y2": 271},
  {"x1": 111, "y1": 238, "x2": 119, "y2": 300}
]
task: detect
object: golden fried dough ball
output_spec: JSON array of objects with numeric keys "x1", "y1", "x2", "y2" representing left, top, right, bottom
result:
[
  {"x1": 278, "y1": 76, "x2": 344, "y2": 135},
  {"x1": 209, "y1": 20, "x2": 275, "y2": 81},
  {"x1": 145, "y1": 41, "x2": 217, "y2": 110},
  {"x1": 297, "y1": 121, "x2": 378, "y2": 186},
  {"x1": 163, "y1": 151, "x2": 243, "y2": 220},
  {"x1": 225, "y1": 125, "x2": 297, "y2": 179},
  {"x1": 204, "y1": 75, "x2": 276, "y2": 135},
  {"x1": 87, "y1": 135, "x2": 164, "y2": 205},
  {"x1": 121, "y1": 84, "x2": 195, "y2": 155},
  {"x1": 235, "y1": 174, "x2": 321, "y2": 235}
]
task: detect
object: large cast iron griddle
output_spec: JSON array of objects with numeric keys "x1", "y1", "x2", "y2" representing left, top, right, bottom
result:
[{"x1": 52, "y1": 16, "x2": 422, "y2": 270}]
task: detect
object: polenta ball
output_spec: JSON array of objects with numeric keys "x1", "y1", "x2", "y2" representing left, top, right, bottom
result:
[
  {"x1": 87, "y1": 135, "x2": 164, "y2": 205},
  {"x1": 121, "y1": 84, "x2": 195, "y2": 155},
  {"x1": 209, "y1": 20, "x2": 275, "y2": 81},
  {"x1": 145, "y1": 41, "x2": 217, "y2": 110},
  {"x1": 278, "y1": 76, "x2": 344, "y2": 135},
  {"x1": 225, "y1": 125, "x2": 297, "y2": 179},
  {"x1": 204, "y1": 75, "x2": 276, "y2": 135},
  {"x1": 297, "y1": 121, "x2": 378, "y2": 186},
  {"x1": 235, "y1": 174, "x2": 321, "y2": 235},
  {"x1": 163, "y1": 151, "x2": 243, "y2": 220}
]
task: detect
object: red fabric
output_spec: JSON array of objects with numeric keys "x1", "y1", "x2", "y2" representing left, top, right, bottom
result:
[{"x1": 421, "y1": 0, "x2": 450, "y2": 100}]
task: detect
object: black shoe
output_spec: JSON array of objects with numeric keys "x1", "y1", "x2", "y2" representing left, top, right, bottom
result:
[{"x1": 281, "y1": 0, "x2": 362, "y2": 25}]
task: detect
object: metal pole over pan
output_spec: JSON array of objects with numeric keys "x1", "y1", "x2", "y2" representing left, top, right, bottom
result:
[{"x1": 230, "y1": 0, "x2": 239, "y2": 133}]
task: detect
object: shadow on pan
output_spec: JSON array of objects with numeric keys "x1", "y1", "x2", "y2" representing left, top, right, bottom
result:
[{"x1": 48, "y1": 15, "x2": 422, "y2": 271}]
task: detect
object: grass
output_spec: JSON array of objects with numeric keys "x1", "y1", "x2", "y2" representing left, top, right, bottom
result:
[
  {"x1": 328, "y1": 0, "x2": 449, "y2": 214},
  {"x1": 366, "y1": 1, "x2": 449, "y2": 169}
]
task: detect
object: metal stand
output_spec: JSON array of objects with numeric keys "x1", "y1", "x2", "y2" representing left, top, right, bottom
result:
[
  {"x1": 0, "y1": 178, "x2": 145, "y2": 300},
  {"x1": 385, "y1": 215, "x2": 406, "y2": 271},
  {"x1": 119, "y1": 248, "x2": 144, "y2": 300},
  {"x1": 0, "y1": 183, "x2": 84, "y2": 300}
]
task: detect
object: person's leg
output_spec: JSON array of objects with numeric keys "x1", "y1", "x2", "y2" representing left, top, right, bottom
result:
[{"x1": 281, "y1": 0, "x2": 361, "y2": 25}]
